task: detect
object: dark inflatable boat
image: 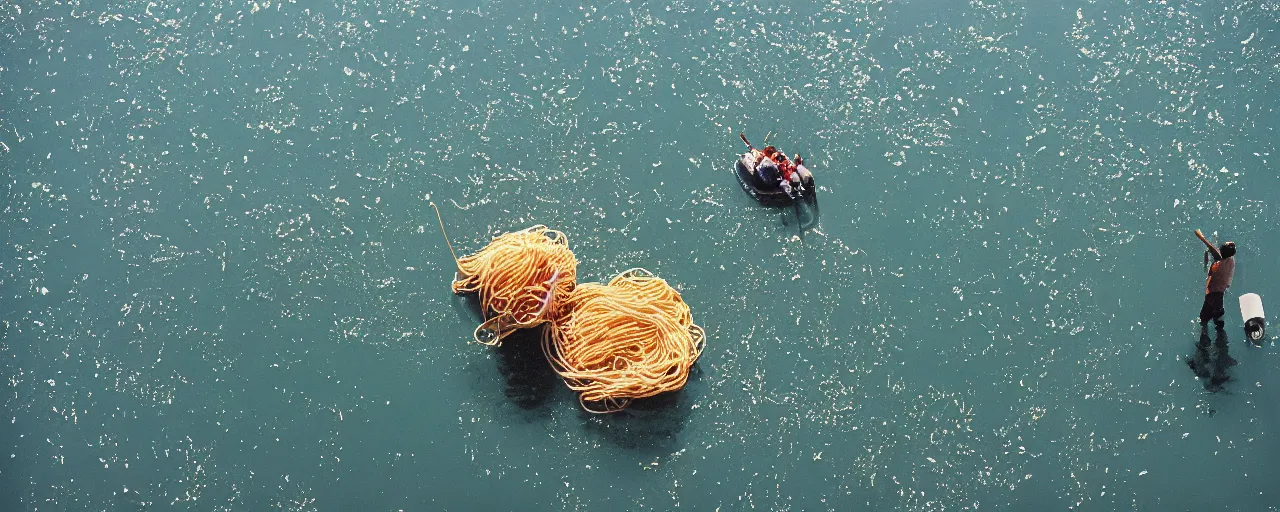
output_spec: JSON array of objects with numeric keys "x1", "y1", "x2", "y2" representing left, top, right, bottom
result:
[{"x1": 734, "y1": 152, "x2": 816, "y2": 206}]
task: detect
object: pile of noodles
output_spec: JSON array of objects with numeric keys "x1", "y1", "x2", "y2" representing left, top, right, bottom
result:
[
  {"x1": 438, "y1": 209, "x2": 704, "y2": 413},
  {"x1": 541, "y1": 268, "x2": 705, "y2": 413},
  {"x1": 450, "y1": 225, "x2": 577, "y2": 345}
]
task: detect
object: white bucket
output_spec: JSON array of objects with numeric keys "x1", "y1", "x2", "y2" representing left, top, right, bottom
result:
[
  {"x1": 1240, "y1": 293, "x2": 1265, "y2": 323},
  {"x1": 1240, "y1": 293, "x2": 1266, "y2": 341}
]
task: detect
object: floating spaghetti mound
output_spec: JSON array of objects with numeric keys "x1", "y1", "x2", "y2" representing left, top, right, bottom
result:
[
  {"x1": 542, "y1": 268, "x2": 706, "y2": 413},
  {"x1": 452, "y1": 225, "x2": 577, "y2": 345}
]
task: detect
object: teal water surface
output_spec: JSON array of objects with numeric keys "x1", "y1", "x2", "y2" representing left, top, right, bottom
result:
[{"x1": 3, "y1": 0, "x2": 1280, "y2": 510}]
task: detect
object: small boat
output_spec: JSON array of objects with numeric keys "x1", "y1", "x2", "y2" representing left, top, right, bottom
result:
[{"x1": 733, "y1": 151, "x2": 816, "y2": 206}]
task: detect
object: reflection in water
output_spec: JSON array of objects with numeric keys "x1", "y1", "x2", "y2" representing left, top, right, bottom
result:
[
  {"x1": 779, "y1": 196, "x2": 821, "y2": 242},
  {"x1": 1186, "y1": 325, "x2": 1238, "y2": 392},
  {"x1": 582, "y1": 366, "x2": 700, "y2": 454},
  {"x1": 582, "y1": 392, "x2": 691, "y2": 455},
  {"x1": 796, "y1": 195, "x2": 821, "y2": 232},
  {"x1": 494, "y1": 328, "x2": 559, "y2": 411},
  {"x1": 453, "y1": 291, "x2": 486, "y2": 326}
]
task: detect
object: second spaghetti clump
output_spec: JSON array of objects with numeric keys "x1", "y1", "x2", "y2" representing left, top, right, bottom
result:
[{"x1": 542, "y1": 268, "x2": 706, "y2": 413}]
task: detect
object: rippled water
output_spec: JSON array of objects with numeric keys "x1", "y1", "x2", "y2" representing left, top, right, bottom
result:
[{"x1": 3, "y1": 0, "x2": 1279, "y2": 510}]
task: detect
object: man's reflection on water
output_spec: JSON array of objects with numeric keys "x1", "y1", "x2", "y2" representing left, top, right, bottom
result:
[{"x1": 1187, "y1": 324, "x2": 1237, "y2": 392}]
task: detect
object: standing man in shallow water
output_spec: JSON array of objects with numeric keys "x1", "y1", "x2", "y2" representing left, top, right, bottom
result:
[{"x1": 1194, "y1": 229, "x2": 1236, "y2": 329}]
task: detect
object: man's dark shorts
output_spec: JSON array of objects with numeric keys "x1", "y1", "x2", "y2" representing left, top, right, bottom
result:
[{"x1": 1200, "y1": 291, "x2": 1226, "y2": 324}]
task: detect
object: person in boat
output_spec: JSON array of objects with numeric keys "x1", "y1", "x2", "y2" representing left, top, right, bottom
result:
[
  {"x1": 755, "y1": 146, "x2": 785, "y2": 191},
  {"x1": 775, "y1": 153, "x2": 799, "y2": 196},
  {"x1": 760, "y1": 150, "x2": 799, "y2": 194},
  {"x1": 773, "y1": 151, "x2": 793, "y2": 174},
  {"x1": 793, "y1": 154, "x2": 814, "y2": 190},
  {"x1": 776, "y1": 156, "x2": 801, "y2": 197},
  {"x1": 755, "y1": 145, "x2": 778, "y2": 165}
]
